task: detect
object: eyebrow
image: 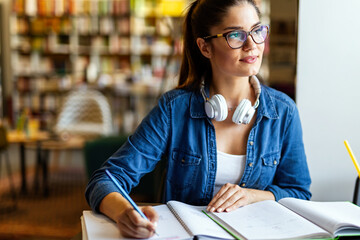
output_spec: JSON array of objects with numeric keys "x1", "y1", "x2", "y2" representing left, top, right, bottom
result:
[{"x1": 223, "y1": 21, "x2": 261, "y2": 31}]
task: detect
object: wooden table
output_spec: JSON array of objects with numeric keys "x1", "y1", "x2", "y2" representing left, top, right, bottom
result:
[
  {"x1": 8, "y1": 131, "x2": 86, "y2": 196},
  {"x1": 39, "y1": 136, "x2": 86, "y2": 195},
  {"x1": 7, "y1": 130, "x2": 49, "y2": 195}
]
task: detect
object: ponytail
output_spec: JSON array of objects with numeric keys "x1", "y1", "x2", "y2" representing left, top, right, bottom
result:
[{"x1": 177, "y1": 0, "x2": 210, "y2": 91}]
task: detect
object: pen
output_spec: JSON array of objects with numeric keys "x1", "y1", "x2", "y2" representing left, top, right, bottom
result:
[
  {"x1": 344, "y1": 140, "x2": 360, "y2": 178},
  {"x1": 105, "y1": 169, "x2": 158, "y2": 235}
]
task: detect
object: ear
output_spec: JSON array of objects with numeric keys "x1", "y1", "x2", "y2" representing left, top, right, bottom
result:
[{"x1": 196, "y1": 38, "x2": 212, "y2": 59}]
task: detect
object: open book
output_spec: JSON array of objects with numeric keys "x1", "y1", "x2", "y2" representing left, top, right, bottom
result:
[{"x1": 82, "y1": 198, "x2": 360, "y2": 240}]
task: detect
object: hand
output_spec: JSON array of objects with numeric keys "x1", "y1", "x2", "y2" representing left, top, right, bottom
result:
[
  {"x1": 207, "y1": 183, "x2": 254, "y2": 213},
  {"x1": 115, "y1": 206, "x2": 158, "y2": 238}
]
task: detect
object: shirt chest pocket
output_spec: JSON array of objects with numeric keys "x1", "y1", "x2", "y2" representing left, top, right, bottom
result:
[
  {"x1": 259, "y1": 151, "x2": 280, "y2": 186},
  {"x1": 168, "y1": 150, "x2": 201, "y2": 190}
]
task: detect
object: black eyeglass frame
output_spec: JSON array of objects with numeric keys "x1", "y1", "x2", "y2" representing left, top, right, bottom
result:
[{"x1": 202, "y1": 24, "x2": 270, "y2": 49}]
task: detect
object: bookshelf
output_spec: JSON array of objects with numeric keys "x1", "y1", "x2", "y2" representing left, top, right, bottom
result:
[
  {"x1": 9, "y1": 0, "x2": 284, "y2": 133},
  {"x1": 10, "y1": 0, "x2": 186, "y2": 134},
  {"x1": 268, "y1": 0, "x2": 298, "y2": 100}
]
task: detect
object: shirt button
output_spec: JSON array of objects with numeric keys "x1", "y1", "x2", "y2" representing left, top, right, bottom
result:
[
  {"x1": 273, "y1": 160, "x2": 277, "y2": 165},
  {"x1": 181, "y1": 159, "x2": 185, "y2": 163},
  {"x1": 249, "y1": 141, "x2": 254, "y2": 146},
  {"x1": 241, "y1": 183, "x2": 246, "y2": 187},
  {"x1": 248, "y1": 163, "x2": 253, "y2": 167}
]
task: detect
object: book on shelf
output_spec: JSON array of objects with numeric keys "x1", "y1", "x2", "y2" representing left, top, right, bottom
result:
[
  {"x1": 14, "y1": 0, "x2": 130, "y2": 17},
  {"x1": 81, "y1": 197, "x2": 360, "y2": 240}
]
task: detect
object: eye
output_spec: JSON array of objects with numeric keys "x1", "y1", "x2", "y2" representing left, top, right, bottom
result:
[
  {"x1": 253, "y1": 25, "x2": 267, "y2": 37},
  {"x1": 228, "y1": 31, "x2": 246, "y2": 41},
  {"x1": 228, "y1": 31, "x2": 239, "y2": 39},
  {"x1": 253, "y1": 26, "x2": 263, "y2": 35}
]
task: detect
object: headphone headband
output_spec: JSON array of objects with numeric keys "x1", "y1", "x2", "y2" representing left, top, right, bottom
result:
[
  {"x1": 201, "y1": 75, "x2": 261, "y2": 108},
  {"x1": 250, "y1": 75, "x2": 261, "y2": 109},
  {"x1": 200, "y1": 75, "x2": 261, "y2": 124}
]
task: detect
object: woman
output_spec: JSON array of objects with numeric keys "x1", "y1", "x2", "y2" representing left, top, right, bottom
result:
[{"x1": 85, "y1": 0, "x2": 311, "y2": 238}]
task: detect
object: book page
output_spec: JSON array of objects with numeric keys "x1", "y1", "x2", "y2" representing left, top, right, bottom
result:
[
  {"x1": 82, "y1": 205, "x2": 191, "y2": 240},
  {"x1": 167, "y1": 201, "x2": 233, "y2": 239},
  {"x1": 279, "y1": 198, "x2": 360, "y2": 236},
  {"x1": 82, "y1": 210, "x2": 123, "y2": 240},
  {"x1": 81, "y1": 216, "x2": 88, "y2": 240},
  {"x1": 210, "y1": 200, "x2": 330, "y2": 240}
]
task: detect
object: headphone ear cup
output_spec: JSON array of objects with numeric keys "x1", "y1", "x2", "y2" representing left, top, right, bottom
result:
[
  {"x1": 243, "y1": 107, "x2": 255, "y2": 124},
  {"x1": 205, "y1": 101, "x2": 215, "y2": 119},
  {"x1": 232, "y1": 99, "x2": 252, "y2": 124},
  {"x1": 207, "y1": 94, "x2": 228, "y2": 121}
]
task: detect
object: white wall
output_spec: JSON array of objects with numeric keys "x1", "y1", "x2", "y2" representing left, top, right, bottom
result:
[{"x1": 297, "y1": 0, "x2": 360, "y2": 201}]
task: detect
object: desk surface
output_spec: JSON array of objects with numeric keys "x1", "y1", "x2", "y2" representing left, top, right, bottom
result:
[
  {"x1": 7, "y1": 130, "x2": 85, "y2": 149},
  {"x1": 71, "y1": 231, "x2": 360, "y2": 240},
  {"x1": 7, "y1": 130, "x2": 49, "y2": 143}
]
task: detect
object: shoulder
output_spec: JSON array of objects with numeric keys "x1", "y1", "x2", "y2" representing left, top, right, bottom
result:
[
  {"x1": 158, "y1": 88, "x2": 195, "y2": 107},
  {"x1": 262, "y1": 85, "x2": 297, "y2": 112}
]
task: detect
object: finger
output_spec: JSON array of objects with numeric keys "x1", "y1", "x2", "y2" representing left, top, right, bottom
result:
[
  {"x1": 211, "y1": 184, "x2": 240, "y2": 212},
  {"x1": 118, "y1": 210, "x2": 143, "y2": 235},
  {"x1": 217, "y1": 189, "x2": 244, "y2": 212},
  {"x1": 128, "y1": 208, "x2": 157, "y2": 234},
  {"x1": 207, "y1": 185, "x2": 231, "y2": 211},
  {"x1": 123, "y1": 210, "x2": 155, "y2": 238},
  {"x1": 127, "y1": 209, "x2": 149, "y2": 228},
  {"x1": 117, "y1": 220, "x2": 139, "y2": 238},
  {"x1": 141, "y1": 206, "x2": 158, "y2": 232},
  {"x1": 225, "y1": 197, "x2": 248, "y2": 212},
  {"x1": 142, "y1": 206, "x2": 159, "y2": 224},
  {"x1": 120, "y1": 222, "x2": 154, "y2": 239}
]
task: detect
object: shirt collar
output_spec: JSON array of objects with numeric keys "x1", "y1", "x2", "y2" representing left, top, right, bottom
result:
[
  {"x1": 190, "y1": 89, "x2": 207, "y2": 118},
  {"x1": 257, "y1": 86, "x2": 279, "y2": 120}
]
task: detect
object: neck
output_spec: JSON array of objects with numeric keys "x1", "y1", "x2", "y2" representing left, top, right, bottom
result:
[{"x1": 210, "y1": 76, "x2": 255, "y2": 108}]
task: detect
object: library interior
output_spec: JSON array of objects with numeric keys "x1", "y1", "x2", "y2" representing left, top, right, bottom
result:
[{"x1": 3, "y1": 0, "x2": 353, "y2": 240}]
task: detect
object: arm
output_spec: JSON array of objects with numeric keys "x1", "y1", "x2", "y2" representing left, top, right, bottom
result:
[{"x1": 85, "y1": 94, "x2": 170, "y2": 237}]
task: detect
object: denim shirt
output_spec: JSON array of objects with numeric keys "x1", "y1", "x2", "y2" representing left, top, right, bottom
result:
[{"x1": 85, "y1": 85, "x2": 312, "y2": 212}]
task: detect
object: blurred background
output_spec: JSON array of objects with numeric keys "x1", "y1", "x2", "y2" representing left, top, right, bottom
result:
[{"x1": 0, "y1": 0, "x2": 299, "y2": 239}]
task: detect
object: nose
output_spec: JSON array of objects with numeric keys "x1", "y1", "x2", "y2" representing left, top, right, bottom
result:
[{"x1": 242, "y1": 35, "x2": 256, "y2": 51}]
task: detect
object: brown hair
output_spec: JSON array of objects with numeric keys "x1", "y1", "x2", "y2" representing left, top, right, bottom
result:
[{"x1": 177, "y1": 0, "x2": 260, "y2": 91}]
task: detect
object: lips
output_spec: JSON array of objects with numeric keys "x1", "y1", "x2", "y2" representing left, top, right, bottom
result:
[{"x1": 240, "y1": 56, "x2": 257, "y2": 64}]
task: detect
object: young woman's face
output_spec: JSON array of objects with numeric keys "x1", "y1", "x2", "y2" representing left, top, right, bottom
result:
[{"x1": 207, "y1": 4, "x2": 265, "y2": 78}]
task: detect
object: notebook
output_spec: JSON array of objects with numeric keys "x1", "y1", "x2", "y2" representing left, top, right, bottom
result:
[{"x1": 82, "y1": 198, "x2": 360, "y2": 240}]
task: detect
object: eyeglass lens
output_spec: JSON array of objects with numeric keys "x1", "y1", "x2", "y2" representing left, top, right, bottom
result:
[{"x1": 226, "y1": 25, "x2": 268, "y2": 48}]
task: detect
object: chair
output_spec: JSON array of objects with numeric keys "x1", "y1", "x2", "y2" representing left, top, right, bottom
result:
[
  {"x1": 84, "y1": 135, "x2": 128, "y2": 179},
  {"x1": 0, "y1": 125, "x2": 17, "y2": 212},
  {"x1": 354, "y1": 177, "x2": 360, "y2": 206},
  {"x1": 31, "y1": 88, "x2": 114, "y2": 196},
  {"x1": 84, "y1": 135, "x2": 166, "y2": 203},
  {"x1": 54, "y1": 88, "x2": 113, "y2": 138}
]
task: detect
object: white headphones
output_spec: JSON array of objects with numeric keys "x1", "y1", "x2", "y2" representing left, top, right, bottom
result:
[{"x1": 200, "y1": 75, "x2": 261, "y2": 124}]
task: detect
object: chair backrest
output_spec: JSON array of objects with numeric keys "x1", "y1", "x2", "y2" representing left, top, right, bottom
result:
[
  {"x1": 354, "y1": 177, "x2": 360, "y2": 206},
  {"x1": 55, "y1": 88, "x2": 113, "y2": 137},
  {"x1": 84, "y1": 135, "x2": 128, "y2": 179}
]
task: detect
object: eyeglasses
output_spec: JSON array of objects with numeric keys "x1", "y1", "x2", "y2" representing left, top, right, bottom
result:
[{"x1": 203, "y1": 24, "x2": 269, "y2": 49}]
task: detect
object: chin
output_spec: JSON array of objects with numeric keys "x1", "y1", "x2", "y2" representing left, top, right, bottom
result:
[
  {"x1": 243, "y1": 68, "x2": 260, "y2": 77},
  {"x1": 237, "y1": 64, "x2": 261, "y2": 77}
]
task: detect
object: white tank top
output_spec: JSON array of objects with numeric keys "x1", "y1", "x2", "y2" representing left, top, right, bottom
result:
[{"x1": 213, "y1": 150, "x2": 246, "y2": 197}]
